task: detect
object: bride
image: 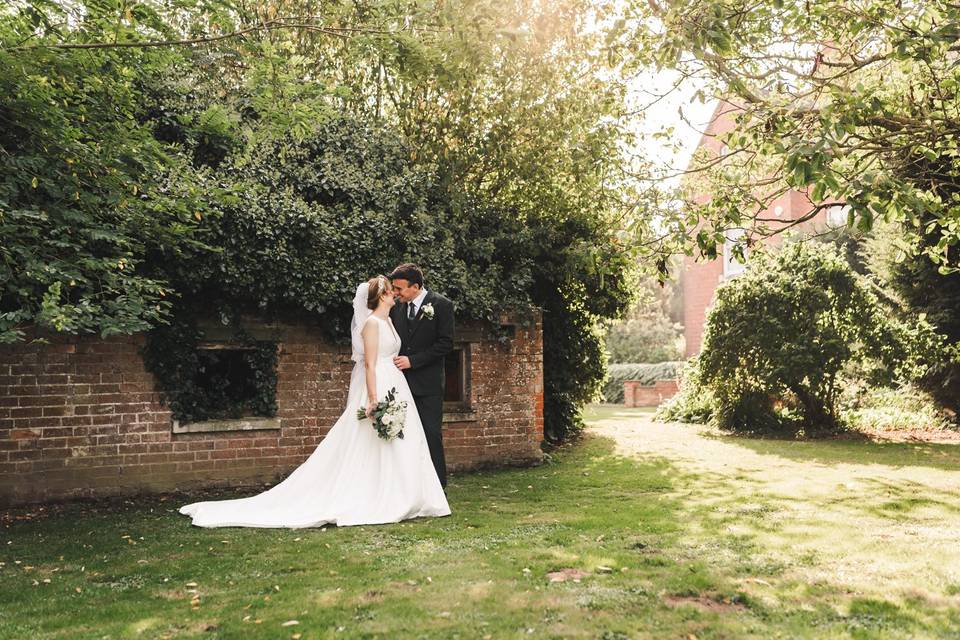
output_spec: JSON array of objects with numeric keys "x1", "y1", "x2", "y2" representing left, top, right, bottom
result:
[{"x1": 179, "y1": 276, "x2": 451, "y2": 528}]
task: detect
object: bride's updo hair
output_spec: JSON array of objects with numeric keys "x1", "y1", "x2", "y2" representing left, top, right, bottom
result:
[{"x1": 366, "y1": 275, "x2": 390, "y2": 310}]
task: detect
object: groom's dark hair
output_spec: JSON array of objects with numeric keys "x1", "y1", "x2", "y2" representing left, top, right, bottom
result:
[{"x1": 389, "y1": 263, "x2": 424, "y2": 287}]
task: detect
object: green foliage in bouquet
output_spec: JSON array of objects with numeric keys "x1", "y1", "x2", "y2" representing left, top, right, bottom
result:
[{"x1": 359, "y1": 388, "x2": 406, "y2": 441}]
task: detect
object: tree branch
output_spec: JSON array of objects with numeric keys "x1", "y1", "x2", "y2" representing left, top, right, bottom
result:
[{"x1": 1, "y1": 20, "x2": 414, "y2": 52}]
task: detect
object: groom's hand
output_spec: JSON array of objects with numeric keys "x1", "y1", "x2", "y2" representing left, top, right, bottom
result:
[{"x1": 393, "y1": 356, "x2": 411, "y2": 370}]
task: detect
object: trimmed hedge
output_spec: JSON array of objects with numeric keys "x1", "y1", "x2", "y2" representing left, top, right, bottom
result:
[{"x1": 602, "y1": 361, "x2": 683, "y2": 403}]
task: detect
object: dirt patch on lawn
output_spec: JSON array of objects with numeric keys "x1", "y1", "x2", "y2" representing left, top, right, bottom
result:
[
  {"x1": 663, "y1": 594, "x2": 748, "y2": 613},
  {"x1": 357, "y1": 589, "x2": 385, "y2": 604},
  {"x1": 865, "y1": 428, "x2": 960, "y2": 443}
]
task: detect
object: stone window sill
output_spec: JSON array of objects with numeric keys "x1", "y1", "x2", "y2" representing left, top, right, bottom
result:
[
  {"x1": 443, "y1": 409, "x2": 478, "y2": 423},
  {"x1": 172, "y1": 417, "x2": 281, "y2": 434}
]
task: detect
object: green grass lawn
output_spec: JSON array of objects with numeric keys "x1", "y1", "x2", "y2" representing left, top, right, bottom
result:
[{"x1": 2, "y1": 407, "x2": 960, "y2": 639}]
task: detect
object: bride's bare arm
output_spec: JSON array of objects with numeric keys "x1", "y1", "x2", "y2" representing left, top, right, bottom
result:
[{"x1": 361, "y1": 318, "x2": 379, "y2": 417}]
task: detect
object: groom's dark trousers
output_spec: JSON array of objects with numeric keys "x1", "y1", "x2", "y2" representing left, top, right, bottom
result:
[
  {"x1": 390, "y1": 291, "x2": 455, "y2": 488},
  {"x1": 412, "y1": 394, "x2": 446, "y2": 487}
]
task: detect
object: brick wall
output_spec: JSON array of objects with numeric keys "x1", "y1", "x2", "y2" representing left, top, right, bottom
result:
[
  {"x1": 444, "y1": 315, "x2": 544, "y2": 469},
  {"x1": 623, "y1": 379, "x2": 679, "y2": 407},
  {"x1": 0, "y1": 313, "x2": 543, "y2": 506},
  {"x1": 682, "y1": 256, "x2": 724, "y2": 358}
]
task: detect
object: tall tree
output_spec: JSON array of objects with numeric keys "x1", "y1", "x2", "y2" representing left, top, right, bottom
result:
[
  {"x1": 621, "y1": 0, "x2": 960, "y2": 263},
  {"x1": 0, "y1": 1, "x2": 215, "y2": 343},
  {"x1": 2, "y1": 0, "x2": 651, "y2": 440},
  {"x1": 619, "y1": 0, "x2": 960, "y2": 417}
]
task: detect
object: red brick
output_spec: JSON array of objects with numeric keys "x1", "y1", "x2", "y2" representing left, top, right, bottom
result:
[
  {"x1": 9, "y1": 449, "x2": 42, "y2": 461},
  {"x1": 42, "y1": 427, "x2": 74, "y2": 438},
  {"x1": 624, "y1": 379, "x2": 679, "y2": 407},
  {"x1": 1, "y1": 314, "x2": 544, "y2": 506},
  {"x1": 20, "y1": 395, "x2": 66, "y2": 407},
  {"x1": 9, "y1": 385, "x2": 39, "y2": 396}
]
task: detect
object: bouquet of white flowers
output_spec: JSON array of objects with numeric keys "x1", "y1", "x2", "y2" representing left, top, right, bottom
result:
[{"x1": 357, "y1": 387, "x2": 406, "y2": 441}]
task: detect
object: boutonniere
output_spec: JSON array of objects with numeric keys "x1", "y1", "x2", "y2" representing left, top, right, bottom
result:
[{"x1": 421, "y1": 303, "x2": 435, "y2": 319}]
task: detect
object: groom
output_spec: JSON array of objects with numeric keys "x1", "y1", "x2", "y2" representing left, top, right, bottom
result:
[{"x1": 389, "y1": 263, "x2": 455, "y2": 488}]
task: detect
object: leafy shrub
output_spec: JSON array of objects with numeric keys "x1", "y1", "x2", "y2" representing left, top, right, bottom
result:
[
  {"x1": 167, "y1": 117, "x2": 433, "y2": 337},
  {"x1": 602, "y1": 362, "x2": 683, "y2": 403},
  {"x1": 840, "y1": 382, "x2": 953, "y2": 434},
  {"x1": 862, "y1": 220, "x2": 960, "y2": 420},
  {"x1": 605, "y1": 315, "x2": 683, "y2": 364},
  {"x1": 697, "y1": 241, "x2": 925, "y2": 436},
  {"x1": 655, "y1": 358, "x2": 714, "y2": 424},
  {"x1": 0, "y1": 29, "x2": 209, "y2": 343},
  {"x1": 605, "y1": 275, "x2": 684, "y2": 364}
]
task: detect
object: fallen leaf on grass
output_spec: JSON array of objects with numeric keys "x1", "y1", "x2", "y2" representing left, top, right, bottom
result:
[
  {"x1": 744, "y1": 578, "x2": 773, "y2": 586},
  {"x1": 281, "y1": 620, "x2": 299, "y2": 627}
]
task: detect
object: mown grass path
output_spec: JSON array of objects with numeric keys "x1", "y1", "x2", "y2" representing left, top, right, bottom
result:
[{"x1": 1, "y1": 406, "x2": 959, "y2": 639}]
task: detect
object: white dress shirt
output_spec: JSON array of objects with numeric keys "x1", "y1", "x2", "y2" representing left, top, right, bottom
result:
[{"x1": 409, "y1": 288, "x2": 429, "y2": 318}]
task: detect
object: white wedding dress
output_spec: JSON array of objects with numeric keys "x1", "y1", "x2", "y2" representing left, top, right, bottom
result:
[{"x1": 179, "y1": 285, "x2": 450, "y2": 528}]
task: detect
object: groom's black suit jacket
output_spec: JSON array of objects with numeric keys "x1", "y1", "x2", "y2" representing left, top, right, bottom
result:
[{"x1": 390, "y1": 291, "x2": 455, "y2": 397}]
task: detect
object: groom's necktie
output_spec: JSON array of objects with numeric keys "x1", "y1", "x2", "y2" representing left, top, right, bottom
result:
[{"x1": 407, "y1": 302, "x2": 417, "y2": 322}]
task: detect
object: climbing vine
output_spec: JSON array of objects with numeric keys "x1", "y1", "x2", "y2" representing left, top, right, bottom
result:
[{"x1": 142, "y1": 315, "x2": 278, "y2": 424}]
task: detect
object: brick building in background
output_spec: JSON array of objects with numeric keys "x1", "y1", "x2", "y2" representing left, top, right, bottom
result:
[
  {"x1": 0, "y1": 313, "x2": 544, "y2": 506},
  {"x1": 682, "y1": 100, "x2": 843, "y2": 357}
]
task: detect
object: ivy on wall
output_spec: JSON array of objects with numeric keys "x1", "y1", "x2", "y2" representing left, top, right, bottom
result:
[
  {"x1": 142, "y1": 316, "x2": 278, "y2": 424},
  {"x1": 3, "y1": 0, "x2": 640, "y2": 442}
]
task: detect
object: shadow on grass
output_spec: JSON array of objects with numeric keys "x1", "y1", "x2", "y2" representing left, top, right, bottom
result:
[
  {"x1": 860, "y1": 476, "x2": 960, "y2": 518},
  {"x1": 0, "y1": 434, "x2": 691, "y2": 639},
  {"x1": 703, "y1": 430, "x2": 960, "y2": 472},
  {"x1": 3, "y1": 432, "x2": 958, "y2": 639}
]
